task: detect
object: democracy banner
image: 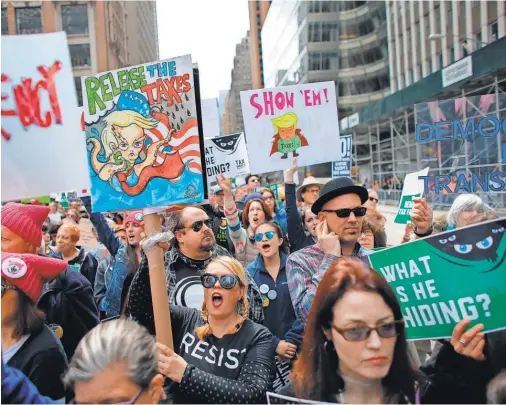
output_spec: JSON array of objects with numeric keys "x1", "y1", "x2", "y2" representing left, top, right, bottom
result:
[
  {"x1": 369, "y1": 218, "x2": 506, "y2": 340},
  {"x1": 1, "y1": 32, "x2": 90, "y2": 201},
  {"x1": 204, "y1": 133, "x2": 249, "y2": 184},
  {"x1": 240, "y1": 81, "x2": 340, "y2": 174},
  {"x1": 331, "y1": 135, "x2": 352, "y2": 178},
  {"x1": 394, "y1": 167, "x2": 430, "y2": 224},
  {"x1": 81, "y1": 54, "x2": 205, "y2": 212}
]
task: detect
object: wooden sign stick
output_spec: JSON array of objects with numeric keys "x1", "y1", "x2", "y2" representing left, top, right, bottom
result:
[{"x1": 143, "y1": 212, "x2": 174, "y2": 349}]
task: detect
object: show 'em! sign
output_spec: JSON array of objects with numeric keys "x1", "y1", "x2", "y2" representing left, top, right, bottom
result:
[
  {"x1": 240, "y1": 81, "x2": 340, "y2": 174},
  {"x1": 82, "y1": 54, "x2": 205, "y2": 212},
  {"x1": 204, "y1": 133, "x2": 250, "y2": 183},
  {"x1": 369, "y1": 218, "x2": 506, "y2": 340},
  {"x1": 331, "y1": 135, "x2": 352, "y2": 178},
  {"x1": 1, "y1": 32, "x2": 90, "y2": 201}
]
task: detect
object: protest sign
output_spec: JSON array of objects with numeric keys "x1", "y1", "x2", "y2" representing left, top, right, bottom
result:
[
  {"x1": 82, "y1": 54, "x2": 205, "y2": 212},
  {"x1": 264, "y1": 183, "x2": 279, "y2": 200},
  {"x1": 331, "y1": 135, "x2": 352, "y2": 177},
  {"x1": 77, "y1": 218, "x2": 99, "y2": 249},
  {"x1": 1, "y1": 32, "x2": 90, "y2": 201},
  {"x1": 204, "y1": 133, "x2": 249, "y2": 182},
  {"x1": 240, "y1": 81, "x2": 340, "y2": 174},
  {"x1": 369, "y1": 218, "x2": 506, "y2": 340},
  {"x1": 201, "y1": 98, "x2": 220, "y2": 138},
  {"x1": 394, "y1": 167, "x2": 430, "y2": 224},
  {"x1": 414, "y1": 94, "x2": 506, "y2": 196}
]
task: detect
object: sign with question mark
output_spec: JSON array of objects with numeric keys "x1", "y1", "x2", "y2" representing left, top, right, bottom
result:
[
  {"x1": 204, "y1": 133, "x2": 250, "y2": 184},
  {"x1": 369, "y1": 217, "x2": 506, "y2": 340}
]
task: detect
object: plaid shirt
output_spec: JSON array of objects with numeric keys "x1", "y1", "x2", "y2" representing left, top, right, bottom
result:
[
  {"x1": 287, "y1": 243, "x2": 371, "y2": 325},
  {"x1": 126, "y1": 245, "x2": 264, "y2": 334}
]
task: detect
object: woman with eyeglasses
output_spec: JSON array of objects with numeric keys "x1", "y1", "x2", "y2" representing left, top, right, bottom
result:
[
  {"x1": 363, "y1": 190, "x2": 386, "y2": 228},
  {"x1": 278, "y1": 258, "x2": 489, "y2": 404},
  {"x1": 130, "y1": 255, "x2": 274, "y2": 404},
  {"x1": 260, "y1": 188, "x2": 288, "y2": 235},
  {"x1": 217, "y1": 175, "x2": 273, "y2": 267},
  {"x1": 358, "y1": 215, "x2": 387, "y2": 250},
  {"x1": 246, "y1": 221, "x2": 303, "y2": 392}
]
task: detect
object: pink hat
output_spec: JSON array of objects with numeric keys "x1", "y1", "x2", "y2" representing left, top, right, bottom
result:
[
  {"x1": 1, "y1": 253, "x2": 67, "y2": 302},
  {"x1": 1, "y1": 203, "x2": 50, "y2": 248},
  {"x1": 124, "y1": 211, "x2": 144, "y2": 228}
]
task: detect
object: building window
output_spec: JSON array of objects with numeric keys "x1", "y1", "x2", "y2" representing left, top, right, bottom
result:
[
  {"x1": 1, "y1": 8, "x2": 8, "y2": 35},
  {"x1": 489, "y1": 21, "x2": 498, "y2": 42},
  {"x1": 476, "y1": 31, "x2": 483, "y2": 49},
  {"x1": 15, "y1": 7, "x2": 42, "y2": 35},
  {"x1": 255, "y1": 0, "x2": 260, "y2": 11},
  {"x1": 69, "y1": 44, "x2": 91, "y2": 67},
  {"x1": 74, "y1": 77, "x2": 83, "y2": 107},
  {"x1": 61, "y1": 4, "x2": 89, "y2": 35},
  {"x1": 256, "y1": 13, "x2": 261, "y2": 26}
]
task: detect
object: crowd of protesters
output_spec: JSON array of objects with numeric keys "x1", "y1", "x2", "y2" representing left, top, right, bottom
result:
[{"x1": 2, "y1": 164, "x2": 506, "y2": 404}]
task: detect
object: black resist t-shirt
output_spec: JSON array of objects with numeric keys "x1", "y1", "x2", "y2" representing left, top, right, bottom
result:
[{"x1": 170, "y1": 305, "x2": 273, "y2": 401}]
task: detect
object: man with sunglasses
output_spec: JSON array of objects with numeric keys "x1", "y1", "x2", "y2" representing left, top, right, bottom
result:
[
  {"x1": 126, "y1": 206, "x2": 264, "y2": 334},
  {"x1": 286, "y1": 177, "x2": 372, "y2": 325}
]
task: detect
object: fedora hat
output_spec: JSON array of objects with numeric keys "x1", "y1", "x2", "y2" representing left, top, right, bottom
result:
[
  {"x1": 296, "y1": 177, "x2": 322, "y2": 202},
  {"x1": 311, "y1": 177, "x2": 368, "y2": 214}
]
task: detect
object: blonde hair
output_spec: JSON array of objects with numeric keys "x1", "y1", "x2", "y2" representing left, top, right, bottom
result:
[
  {"x1": 195, "y1": 256, "x2": 249, "y2": 340},
  {"x1": 271, "y1": 112, "x2": 298, "y2": 131},
  {"x1": 58, "y1": 223, "x2": 81, "y2": 242},
  {"x1": 101, "y1": 110, "x2": 158, "y2": 159}
]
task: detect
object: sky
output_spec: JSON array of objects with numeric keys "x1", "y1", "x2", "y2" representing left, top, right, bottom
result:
[{"x1": 156, "y1": 0, "x2": 250, "y2": 100}]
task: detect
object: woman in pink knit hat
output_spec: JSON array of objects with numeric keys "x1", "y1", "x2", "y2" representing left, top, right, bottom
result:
[{"x1": 1, "y1": 252, "x2": 68, "y2": 401}]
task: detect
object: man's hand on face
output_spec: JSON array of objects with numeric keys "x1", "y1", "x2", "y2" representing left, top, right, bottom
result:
[{"x1": 316, "y1": 219, "x2": 341, "y2": 257}]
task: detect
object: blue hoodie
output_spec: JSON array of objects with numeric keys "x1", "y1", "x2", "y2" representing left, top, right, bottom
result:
[{"x1": 246, "y1": 252, "x2": 303, "y2": 351}]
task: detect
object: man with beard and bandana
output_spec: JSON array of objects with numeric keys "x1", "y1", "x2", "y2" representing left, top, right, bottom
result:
[
  {"x1": 125, "y1": 206, "x2": 264, "y2": 335},
  {"x1": 202, "y1": 185, "x2": 235, "y2": 254}
]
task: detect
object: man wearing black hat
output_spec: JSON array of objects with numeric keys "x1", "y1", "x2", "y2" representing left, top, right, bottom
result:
[{"x1": 286, "y1": 177, "x2": 372, "y2": 325}]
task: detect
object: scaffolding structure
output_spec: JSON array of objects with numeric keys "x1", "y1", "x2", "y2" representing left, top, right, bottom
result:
[{"x1": 344, "y1": 72, "x2": 506, "y2": 210}]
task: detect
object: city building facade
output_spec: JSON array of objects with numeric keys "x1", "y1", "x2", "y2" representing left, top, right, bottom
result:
[
  {"x1": 261, "y1": 0, "x2": 390, "y2": 176},
  {"x1": 1, "y1": 1, "x2": 158, "y2": 106},
  {"x1": 342, "y1": 0, "x2": 506, "y2": 208},
  {"x1": 226, "y1": 34, "x2": 252, "y2": 134},
  {"x1": 248, "y1": 0, "x2": 271, "y2": 89},
  {"x1": 125, "y1": 1, "x2": 158, "y2": 66}
]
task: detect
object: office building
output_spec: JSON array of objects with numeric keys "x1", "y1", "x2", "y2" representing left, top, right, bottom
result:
[
  {"x1": 341, "y1": 1, "x2": 506, "y2": 208},
  {"x1": 262, "y1": 0, "x2": 390, "y2": 176},
  {"x1": 1, "y1": 1, "x2": 159, "y2": 106},
  {"x1": 125, "y1": 1, "x2": 159, "y2": 66},
  {"x1": 248, "y1": 0, "x2": 271, "y2": 89},
  {"x1": 227, "y1": 34, "x2": 252, "y2": 134}
]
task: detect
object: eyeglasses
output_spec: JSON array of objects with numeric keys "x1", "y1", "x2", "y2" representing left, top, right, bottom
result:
[
  {"x1": 322, "y1": 207, "x2": 367, "y2": 218},
  {"x1": 254, "y1": 231, "x2": 275, "y2": 242},
  {"x1": 201, "y1": 274, "x2": 241, "y2": 289},
  {"x1": 70, "y1": 388, "x2": 144, "y2": 404},
  {"x1": 369, "y1": 197, "x2": 379, "y2": 203},
  {"x1": 332, "y1": 320, "x2": 403, "y2": 342},
  {"x1": 179, "y1": 219, "x2": 212, "y2": 232}
]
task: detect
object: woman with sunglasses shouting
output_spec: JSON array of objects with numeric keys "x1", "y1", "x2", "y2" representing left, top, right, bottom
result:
[
  {"x1": 246, "y1": 222, "x2": 303, "y2": 393},
  {"x1": 137, "y1": 255, "x2": 274, "y2": 404},
  {"x1": 217, "y1": 175, "x2": 272, "y2": 267},
  {"x1": 277, "y1": 258, "x2": 489, "y2": 404}
]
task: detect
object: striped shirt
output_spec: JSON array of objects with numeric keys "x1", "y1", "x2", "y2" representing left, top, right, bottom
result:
[{"x1": 287, "y1": 243, "x2": 371, "y2": 325}]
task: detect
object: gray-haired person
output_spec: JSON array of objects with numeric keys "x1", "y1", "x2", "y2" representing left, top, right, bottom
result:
[{"x1": 63, "y1": 319, "x2": 164, "y2": 404}]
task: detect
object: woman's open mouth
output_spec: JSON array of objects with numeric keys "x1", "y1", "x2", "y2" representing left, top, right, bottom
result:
[{"x1": 212, "y1": 292, "x2": 223, "y2": 308}]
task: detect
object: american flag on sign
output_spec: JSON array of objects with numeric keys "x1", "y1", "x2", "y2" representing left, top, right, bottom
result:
[{"x1": 146, "y1": 113, "x2": 202, "y2": 174}]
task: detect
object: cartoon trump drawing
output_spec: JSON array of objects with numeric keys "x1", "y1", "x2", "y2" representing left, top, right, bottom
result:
[{"x1": 269, "y1": 112, "x2": 309, "y2": 159}]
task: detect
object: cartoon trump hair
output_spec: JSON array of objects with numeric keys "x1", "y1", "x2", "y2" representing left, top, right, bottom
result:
[{"x1": 270, "y1": 112, "x2": 309, "y2": 159}]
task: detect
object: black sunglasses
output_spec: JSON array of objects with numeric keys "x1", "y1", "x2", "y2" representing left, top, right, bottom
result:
[
  {"x1": 322, "y1": 207, "x2": 367, "y2": 218},
  {"x1": 332, "y1": 320, "x2": 403, "y2": 342},
  {"x1": 180, "y1": 219, "x2": 212, "y2": 232},
  {"x1": 201, "y1": 274, "x2": 241, "y2": 289},
  {"x1": 369, "y1": 197, "x2": 379, "y2": 203}
]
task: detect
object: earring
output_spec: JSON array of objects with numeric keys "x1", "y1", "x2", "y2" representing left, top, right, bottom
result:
[{"x1": 324, "y1": 340, "x2": 335, "y2": 352}]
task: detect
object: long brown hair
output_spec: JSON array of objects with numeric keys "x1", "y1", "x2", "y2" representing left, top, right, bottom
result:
[
  {"x1": 291, "y1": 258, "x2": 417, "y2": 403},
  {"x1": 242, "y1": 199, "x2": 273, "y2": 229}
]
